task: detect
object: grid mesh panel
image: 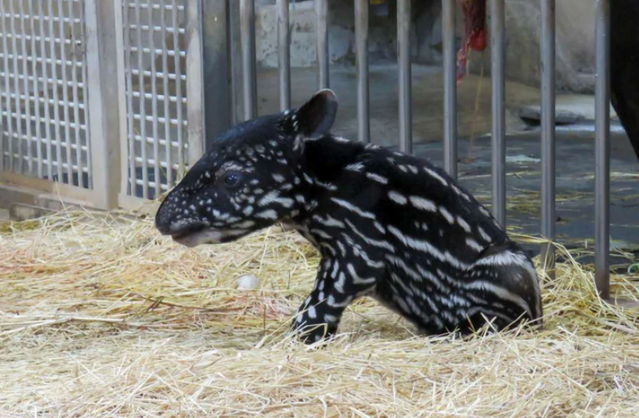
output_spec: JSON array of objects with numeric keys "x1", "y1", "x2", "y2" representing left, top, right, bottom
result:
[
  {"x1": 122, "y1": 0, "x2": 188, "y2": 200},
  {"x1": 0, "y1": 0, "x2": 90, "y2": 188}
]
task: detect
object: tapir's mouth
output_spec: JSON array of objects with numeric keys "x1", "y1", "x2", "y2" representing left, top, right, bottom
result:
[{"x1": 169, "y1": 226, "x2": 250, "y2": 248}]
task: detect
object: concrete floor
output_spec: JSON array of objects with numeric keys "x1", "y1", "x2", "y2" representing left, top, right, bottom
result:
[
  {"x1": 415, "y1": 127, "x2": 639, "y2": 252},
  {"x1": 255, "y1": 64, "x2": 639, "y2": 252}
]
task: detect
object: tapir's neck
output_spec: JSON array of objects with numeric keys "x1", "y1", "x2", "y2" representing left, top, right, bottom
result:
[
  {"x1": 284, "y1": 136, "x2": 366, "y2": 227},
  {"x1": 299, "y1": 135, "x2": 366, "y2": 185}
]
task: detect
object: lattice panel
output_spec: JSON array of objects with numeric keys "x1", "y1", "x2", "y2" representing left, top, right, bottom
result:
[
  {"x1": 0, "y1": 0, "x2": 90, "y2": 188},
  {"x1": 121, "y1": 0, "x2": 188, "y2": 200}
]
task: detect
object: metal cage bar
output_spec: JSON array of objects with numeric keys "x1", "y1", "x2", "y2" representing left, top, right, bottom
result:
[
  {"x1": 490, "y1": 0, "x2": 506, "y2": 227},
  {"x1": 316, "y1": 0, "x2": 329, "y2": 90},
  {"x1": 240, "y1": 0, "x2": 257, "y2": 121},
  {"x1": 397, "y1": 0, "x2": 412, "y2": 154},
  {"x1": 355, "y1": 0, "x2": 369, "y2": 143},
  {"x1": 442, "y1": 0, "x2": 457, "y2": 178},
  {"x1": 595, "y1": 0, "x2": 611, "y2": 299},
  {"x1": 278, "y1": 0, "x2": 291, "y2": 110},
  {"x1": 541, "y1": 0, "x2": 556, "y2": 276}
]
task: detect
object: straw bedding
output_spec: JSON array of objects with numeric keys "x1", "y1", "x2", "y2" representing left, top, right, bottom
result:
[{"x1": 1, "y1": 209, "x2": 638, "y2": 417}]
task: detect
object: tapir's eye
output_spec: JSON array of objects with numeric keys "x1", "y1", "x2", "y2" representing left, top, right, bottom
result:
[{"x1": 224, "y1": 172, "x2": 242, "y2": 188}]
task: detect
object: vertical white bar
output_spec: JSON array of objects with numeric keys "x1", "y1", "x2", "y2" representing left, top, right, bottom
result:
[
  {"x1": 68, "y1": 0, "x2": 83, "y2": 186},
  {"x1": 9, "y1": 0, "x2": 25, "y2": 173},
  {"x1": 134, "y1": 0, "x2": 148, "y2": 198},
  {"x1": 47, "y1": 0, "x2": 63, "y2": 181},
  {"x1": 148, "y1": 0, "x2": 161, "y2": 195},
  {"x1": 160, "y1": 0, "x2": 172, "y2": 190},
  {"x1": 595, "y1": 0, "x2": 611, "y2": 299},
  {"x1": 121, "y1": 0, "x2": 137, "y2": 196},
  {"x1": 57, "y1": 0, "x2": 73, "y2": 183},
  {"x1": 38, "y1": 1, "x2": 53, "y2": 181},
  {"x1": 37, "y1": 0, "x2": 53, "y2": 181},
  {"x1": 85, "y1": 0, "x2": 122, "y2": 208},
  {"x1": 186, "y1": 0, "x2": 205, "y2": 165},
  {"x1": 78, "y1": 0, "x2": 90, "y2": 187},
  {"x1": 171, "y1": 0, "x2": 185, "y2": 174},
  {"x1": 0, "y1": 2, "x2": 15, "y2": 172},
  {"x1": 18, "y1": 0, "x2": 34, "y2": 175},
  {"x1": 115, "y1": 0, "x2": 130, "y2": 197},
  {"x1": 27, "y1": 0, "x2": 43, "y2": 178}
]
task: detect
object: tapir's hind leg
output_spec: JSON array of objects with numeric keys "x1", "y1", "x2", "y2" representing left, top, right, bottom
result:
[{"x1": 457, "y1": 241, "x2": 543, "y2": 334}]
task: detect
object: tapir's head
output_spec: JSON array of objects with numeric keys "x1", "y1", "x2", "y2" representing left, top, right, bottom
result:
[{"x1": 155, "y1": 89, "x2": 338, "y2": 247}]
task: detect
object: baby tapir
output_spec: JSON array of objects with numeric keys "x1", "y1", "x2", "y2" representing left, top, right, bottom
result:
[{"x1": 155, "y1": 90, "x2": 543, "y2": 343}]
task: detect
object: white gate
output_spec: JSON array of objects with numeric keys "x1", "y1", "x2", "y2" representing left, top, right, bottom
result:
[
  {"x1": 115, "y1": 0, "x2": 204, "y2": 208},
  {"x1": 0, "y1": 0, "x2": 99, "y2": 202},
  {"x1": 0, "y1": 0, "x2": 205, "y2": 210}
]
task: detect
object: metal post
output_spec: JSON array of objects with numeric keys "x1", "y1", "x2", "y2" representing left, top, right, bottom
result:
[
  {"x1": 240, "y1": 0, "x2": 257, "y2": 120},
  {"x1": 84, "y1": 0, "x2": 122, "y2": 209},
  {"x1": 398, "y1": 0, "x2": 412, "y2": 154},
  {"x1": 442, "y1": 0, "x2": 457, "y2": 177},
  {"x1": 202, "y1": 0, "x2": 232, "y2": 149},
  {"x1": 490, "y1": 0, "x2": 506, "y2": 227},
  {"x1": 229, "y1": 0, "x2": 244, "y2": 125},
  {"x1": 278, "y1": 0, "x2": 291, "y2": 110},
  {"x1": 595, "y1": 0, "x2": 611, "y2": 299},
  {"x1": 186, "y1": 0, "x2": 206, "y2": 164},
  {"x1": 541, "y1": 0, "x2": 556, "y2": 277},
  {"x1": 355, "y1": 0, "x2": 370, "y2": 143},
  {"x1": 316, "y1": 0, "x2": 329, "y2": 90}
]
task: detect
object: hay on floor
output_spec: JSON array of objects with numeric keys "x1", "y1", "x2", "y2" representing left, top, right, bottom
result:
[{"x1": 1, "y1": 210, "x2": 638, "y2": 417}]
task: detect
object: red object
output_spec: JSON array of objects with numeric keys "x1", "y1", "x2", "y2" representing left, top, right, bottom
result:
[{"x1": 457, "y1": 0, "x2": 488, "y2": 82}]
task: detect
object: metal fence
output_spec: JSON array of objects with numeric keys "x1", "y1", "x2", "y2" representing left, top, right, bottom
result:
[
  {"x1": 0, "y1": 0, "x2": 615, "y2": 297},
  {"x1": 238, "y1": 0, "x2": 614, "y2": 297}
]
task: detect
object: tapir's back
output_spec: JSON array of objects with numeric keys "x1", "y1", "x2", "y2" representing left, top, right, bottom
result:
[
  {"x1": 312, "y1": 143, "x2": 510, "y2": 265},
  {"x1": 302, "y1": 139, "x2": 542, "y2": 335}
]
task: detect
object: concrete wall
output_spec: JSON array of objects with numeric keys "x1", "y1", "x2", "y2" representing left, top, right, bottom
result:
[
  {"x1": 255, "y1": 0, "x2": 597, "y2": 93},
  {"x1": 255, "y1": 0, "x2": 441, "y2": 68}
]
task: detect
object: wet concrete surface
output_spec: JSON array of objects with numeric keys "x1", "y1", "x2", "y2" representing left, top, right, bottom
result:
[{"x1": 410, "y1": 125, "x2": 639, "y2": 256}]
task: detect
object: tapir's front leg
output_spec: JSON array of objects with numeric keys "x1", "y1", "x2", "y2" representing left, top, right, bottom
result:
[{"x1": 292, "y1": 257, "x2": 378, "y2": 344}]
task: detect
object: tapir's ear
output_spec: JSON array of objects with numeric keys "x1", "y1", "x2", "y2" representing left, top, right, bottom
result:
[{"x1": 289, "y1": 89, "x2": 338, "y2": 139}]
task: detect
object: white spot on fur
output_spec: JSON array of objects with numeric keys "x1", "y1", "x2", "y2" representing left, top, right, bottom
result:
[
  {"x1": 366, "y1": 172, "x2": 388, "y2": 184},
  {"x1": 388, "y1": 191, "x2": 408, "y2": 205},
  {"x1": 439, "y1": 207, "x2": 455, "y2": 224},
  {"x1": 409, "y1": 196, "x2": 437, "y2": 212}
]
